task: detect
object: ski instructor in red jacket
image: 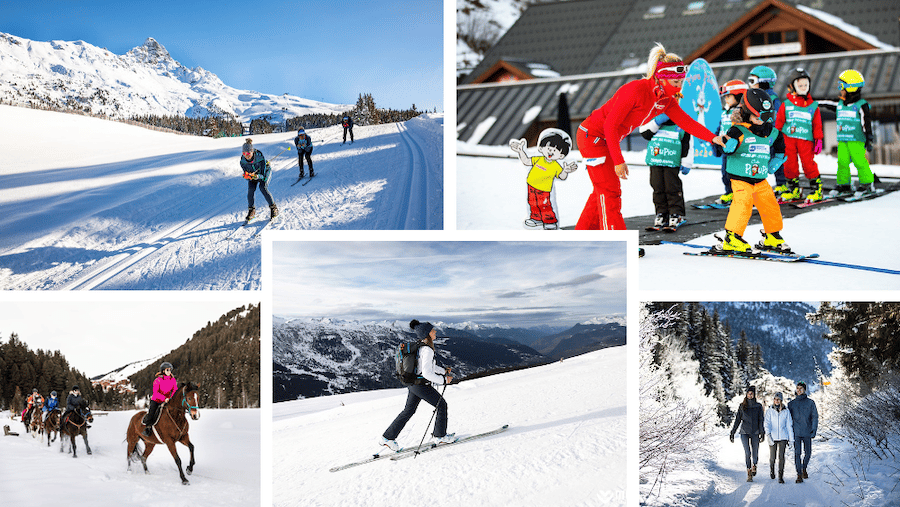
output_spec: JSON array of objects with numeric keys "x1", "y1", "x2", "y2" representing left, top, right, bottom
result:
[{"x1": 575, "y1": 43, "x2": 726, "y2": 230}]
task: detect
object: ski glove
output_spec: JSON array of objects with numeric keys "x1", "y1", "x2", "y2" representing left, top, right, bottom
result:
[
  {"x1": 680, "y1": 165, "x2": 691, "y2": 175},
  {"x1": 729, "y1": 434, "x2": 735, "y2": 443},
  {"x1": 813, "y1": 139, "x2": 823, "y2": 155},
  {"x1": 723, "y1": 137, "x2": 739, "y2": 154},
  {"x1": 768, "y1": 154, "x2": 787, "y2": 174}
]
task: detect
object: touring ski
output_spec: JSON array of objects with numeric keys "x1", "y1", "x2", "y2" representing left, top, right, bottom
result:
[
  {"x1": 226, "y1": 216, "x2": 259, "y2": 239},
  {"x1": 250, "y1": 215, "x2": 281, "y2": 238},
  {"x1": 390, "y1": 425, "x2": 510, "y2": 461},
  {"x1": 329, "y1": 444, "x2": 431, "y2": 472},
  {"x1": 301, "y1": 174, "x2": 315, "y2": 186}
]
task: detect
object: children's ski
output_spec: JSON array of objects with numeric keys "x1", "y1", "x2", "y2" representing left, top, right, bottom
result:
[
  {"x1": 691, "y1": 203, "x2": 729, "y2": 210},
  {"x1": 839, "y1": 188, "x2": 887, "y2": 203},
  {"x1": 329, "y1": 444, "x2": 430, "y2": 472},
  {"x1": 683, "y1": 250, "x2": 812, "y2": 263},
  {"x1": 645, "y1": 224, "x2": 663, "y2": 232},
  {"x1": 662, "y1": 218, "x2": 687, "y2": 233},
  {"x1": 791, "y1": 198, "x2": 837, "y2": 208},
  {"x1": 390, "y1": 425, "x2": 510, "y2": 461}
]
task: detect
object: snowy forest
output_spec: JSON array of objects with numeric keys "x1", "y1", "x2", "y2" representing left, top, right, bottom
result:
[{"x1": 641, "y1": 302, "x2": 900, "y2": 506}]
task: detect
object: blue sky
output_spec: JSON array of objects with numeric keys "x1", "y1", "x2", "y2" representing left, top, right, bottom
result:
[
  {"x1": 272, "y1": 241, "x2": 627, "y2": 327},
  {"x1": 1, "y1": 0, "x2": 443, "y2": 111}
]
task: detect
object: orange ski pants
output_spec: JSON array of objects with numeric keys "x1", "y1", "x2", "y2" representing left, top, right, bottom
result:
[{"x1": 725, "y1": 179, "x2": 783, "y2": 236}]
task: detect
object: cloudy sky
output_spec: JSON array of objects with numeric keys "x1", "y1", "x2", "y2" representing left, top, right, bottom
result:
[
  {"x1": 272, "y1": 240, "x2": 627, "y2": 327},
  {"x1": 0, "y1": 297, "x2": 256, "y2": 378}
]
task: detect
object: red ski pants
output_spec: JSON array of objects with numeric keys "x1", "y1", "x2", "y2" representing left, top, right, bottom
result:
[
  {"x1": 527, "y1": 185, "x2": 557, "y2": 224},
  {"x1": 782, "y1": 136, "x2": 819, "y2": 180},
  {"x1": 575, "y1": 130, "x2": 626, "y2": 230}
]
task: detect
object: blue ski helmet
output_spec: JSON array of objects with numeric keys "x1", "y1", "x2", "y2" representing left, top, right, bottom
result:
[
  {"x1": 297, "y1": 129, "x2": 305, "y2": 136},
  {"x1": 749, "y1": 65, "x2": 777, "y2": 84}
]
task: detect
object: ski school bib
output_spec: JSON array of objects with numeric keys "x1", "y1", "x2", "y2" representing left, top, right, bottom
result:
[
  {"x1": 782, "y1": 101, "x2": 817, "y2": 141},
  {"x1": 644, "y1": 124, "x2": 683, "y2": 167},
  {"x1": 726, "y1": 125, "x2": 779, "y2": 180},
  {"x1": 836, "y1": 99, "x2": 867, "y2": 143},
  {"x1": 719, "y1": 107, "x2": 737, "y2": 136}
]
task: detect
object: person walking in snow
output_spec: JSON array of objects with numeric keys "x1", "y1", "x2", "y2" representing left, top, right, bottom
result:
[
  {"x1": 574, "y1": 42, "x2": 725, "y2": 230},
  {"x1": 142, "y1": 362, "x2": 178, "y2": 437},
  {"x1": 381, "y1": 320, "x2": 456, "y2": 451},
  {"x1": 341, "y1": 115, "x2": 354, "y2": 144},
  {"x1": 764, "y1": 392, "x2": 794, "y2": 483},
  {"x1": 240, "y1": 139, "x2": 278, "y2": 221},
  {"x1": 730, "y1": 385, "x2": 765, "y2": 482},
  {"x1": 293, "y1": 129, "x2": 314, "y2": 179},
  {"x1": 787, "y1": 381, "x2": 818, "y2": 483}
]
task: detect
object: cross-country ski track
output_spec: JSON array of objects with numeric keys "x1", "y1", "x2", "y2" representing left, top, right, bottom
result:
[{"x1": 0, "y1": 106, "x2": 443, "y2": 290}]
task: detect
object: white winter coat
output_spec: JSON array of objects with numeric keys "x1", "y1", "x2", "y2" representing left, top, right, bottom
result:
[
  {"x1": 417, "y1": 345, "x2": 447, "y2": 386},
  {"x1": 764, "y1": 405, "x2": 794, "y2": 446}
]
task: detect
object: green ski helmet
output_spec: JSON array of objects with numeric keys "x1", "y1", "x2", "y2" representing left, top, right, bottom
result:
[{"x1": 749, "y1": 65, "x2": 777, "y2": 85}]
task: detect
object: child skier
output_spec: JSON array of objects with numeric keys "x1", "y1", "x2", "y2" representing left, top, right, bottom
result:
[
  {"x1": 293, "y1": 129, "x2": 314, "y2": 179},
  {"x1": 640, "y1": 114, "x2": 691, "y2": 230},
  {"x1": 713, "y1": 80, "x2": 749, "y2": 205},
  {"x1": 509, "y1": 128, "x2": 578, "y2": 230},
  {"x1": 714, "y1": 88, "x2": 790, "y2": 254},
  {"x1": 819, "y1": 70, "x2": 876, "y2": 198},
  {"x1": 748, "y1": 65, "x2": 787, "y2": 195},
  {"x1": 774, "y1": 68, "x2": 825, "y2": 202},
  {"x1": 240, "y1": 139, "x2": 278, "y2": 220}
]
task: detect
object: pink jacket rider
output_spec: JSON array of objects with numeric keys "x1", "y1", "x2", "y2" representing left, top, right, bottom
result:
[{"x1": 152, "y1": 375, "x2": 177, "y2": 403}]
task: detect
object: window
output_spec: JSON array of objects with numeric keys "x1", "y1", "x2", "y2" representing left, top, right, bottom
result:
[{"x1": 644, "y1": 5, "x2": 666, "y2": 19}]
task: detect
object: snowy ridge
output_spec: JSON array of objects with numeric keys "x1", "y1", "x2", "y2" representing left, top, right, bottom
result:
[
  {"x1": 91, "y1": 354, "x2": 163, "y2": 383},
  {"x1": 0, "y1": 33, "x2": 350, "y2": 122}
]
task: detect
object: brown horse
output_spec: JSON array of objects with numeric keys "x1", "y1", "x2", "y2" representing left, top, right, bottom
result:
[
  {"x1": 60, "y1": 407, "x2": 93, "y2": 457},
  {"x1": 126, "y1": 382, "x2": 201, "y2": 485},
  {"x1": 29, "y1": 409, "x2": 44, "y2": 437},
  {"x1": 43, "y1": 408, "x2": 61, "y2": 447}
]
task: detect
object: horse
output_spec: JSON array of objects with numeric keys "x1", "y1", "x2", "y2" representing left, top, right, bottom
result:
[
  {"x1": 60, "y1": 407, "x2": 93, "y2": 458},
  {"x1": 43, "y1": 408, "x2": 61, "y2": 447},
  {"x1": 29, "y1": 408, "x2": 44, "y2": 437},
  {"x1": 126, "y1": 382, "x2": 201, "y2": 485}
]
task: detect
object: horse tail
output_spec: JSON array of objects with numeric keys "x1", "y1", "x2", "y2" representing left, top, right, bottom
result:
[{"x1": 128, "y1": 440, "x2": 145, "y2": 464}]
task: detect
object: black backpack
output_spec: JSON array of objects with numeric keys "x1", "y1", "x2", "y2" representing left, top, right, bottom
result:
[{"x1": 395, "y1": 341, "x2": 423, "y2": 386}]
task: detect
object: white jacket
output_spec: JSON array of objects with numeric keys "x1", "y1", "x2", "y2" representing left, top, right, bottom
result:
[
  {"x1": 764, "y1": 405, "x2": 794, "y2": 446},
  {"x1": 417, "y1": 345, "x2": 447, "y2": 386}
]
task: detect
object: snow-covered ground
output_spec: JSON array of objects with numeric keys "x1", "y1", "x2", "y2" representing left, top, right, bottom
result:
[
  {"x1": 0, "y1": 106, "x2": 443, "y2": 290},
  {"x1": 272, "y1": 347, "x2": 627, "y2": 507},
  {"x1": 0, "y1": 408, "x2": 260, "y2": 507},
  {"x1": 457, "y1": 144, "x2": 900, "y2": 290},
  {"x1": 644, "y1": 432, "x2": 900, "y2": 507}
]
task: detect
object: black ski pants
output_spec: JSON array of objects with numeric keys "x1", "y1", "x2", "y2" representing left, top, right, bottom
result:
[
  {"x1": 298, "y1": 150, "x2": 313, "y2": 175},
  {"x1": 649, "y1": 165, "x2": 685, "y2": 217},
  {"x1": 383, "y1": 384, "x2": 447, "y2": 440},
  {"x1": 343, "y1": 126, "x2": 354, "y2": 143}
]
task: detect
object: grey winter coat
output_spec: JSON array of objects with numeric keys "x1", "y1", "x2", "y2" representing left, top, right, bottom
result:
[
  {"x1": 730, "y1": 398, "x2": 764, "y2": 436},
  {"x1": 788, "y1": 393, "x2": 818, "y2": 438}
]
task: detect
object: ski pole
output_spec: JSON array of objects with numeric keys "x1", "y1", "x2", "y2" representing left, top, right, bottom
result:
[
  {"x1": 414, "y1": 382, "x2": 447, "y2": 459},
  {"x1": 268, "y1": 145, "x2": 292, "y2": 163}
]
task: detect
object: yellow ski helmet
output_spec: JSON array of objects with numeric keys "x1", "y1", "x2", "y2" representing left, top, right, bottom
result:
[{"x1": 838, "y1": 69, "x2": 864, "y2": 92}]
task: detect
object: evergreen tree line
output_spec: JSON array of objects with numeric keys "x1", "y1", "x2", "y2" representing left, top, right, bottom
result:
[
  {"x1": 130, "y1": 304, "x2": 261, "y2": 409},
  {"x1": 127, "y1": 113, "x2": 244, "y2": 137},
  {"x1": 0, "y1": 334, "x2": 112, "y2": 413},
  {"x1": 644, "y1": 302, "x2": 766, "y2": 426},
  {"x1": 285, "y1": 93, "x2": 426, "y2": 133}
]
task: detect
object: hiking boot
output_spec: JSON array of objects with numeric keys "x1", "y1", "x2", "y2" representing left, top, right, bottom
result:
[
  {"x1": 717, "y1": 192, "x2": 733, "y2": 205},
  {"x1": 751, "y1": 464, "x2": 757, "y2": 476},
  {"x1": 524, "y1": 219, "x2": 543, "y2": 228},
  {"x1": 379, "y1": 436, "x2": 399, "y2": 452},
  {"x1": 758, "y1": 231, "x2": 791, "y2": 253},
  {"x1": 436, "y1": 433, "x2": 458, "y2": 445},
  {"x1": 771, "y1": 464, "x2": 776, "y2": 479},
  {"x1": 720, "y1": 230, "x2": 753, "y2": 253},
  {"x1": 270, "y1": 204, "x2": 279, "y2": 219},
  {"x1": 779, "y1": 475, "x2": 785, "y2": 484},
  {"x1": 245, "y1": 207, "x2": 256, "y2": 221},
  {"x1": 747, "y1": 469, "x2": 753, "y2": 482},
  {"x1": 803, "y1": 469, "x2": 809, "y2": 479},
  {"x1": 796, "y1": 475, "x2": 804, "y2": 483}
]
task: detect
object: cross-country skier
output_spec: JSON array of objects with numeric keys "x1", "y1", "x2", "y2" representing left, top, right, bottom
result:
[
  {"x1": 240, "y1": 139, "x2": 278, "y2": 221},
  {"x1": 293, "y1": 129, "x2": 314, "y2": 179},
  {"x1": 575, "y1": 43, "x2": 725, "y2": 230},
  {"x1": 381, "y1": 320, "x2": 456, "y2": 451},
  {"x1": 341, "y1": 115, "x2": 354, "y2": 144}
]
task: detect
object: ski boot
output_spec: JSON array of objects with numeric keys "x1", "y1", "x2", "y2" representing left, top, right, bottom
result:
[
  {"x1": 649, "y1": 213, "x2": 666, "y2": 230},
  {"x1": 299, "y1": 170, "x2": 305, "y2": 179},
  {"x1": 805, "y1": 177, "x2": 823, "y2": 202},
  {"x1": 758, "y1": 230, "x2": 791, "y2": 253},
  {"x1": 772, "y1": 182, "x2": 790, "y2": 197},
  {"x1": 853, "y1": 182, "x2": 876, "y2": 198},
  {"x1": 715, "y1": 230, "x2": 754, "y2": 254},
  {"x1": 379, "y1": 436, "x2": 399, "y2": 452},
  {"x1": 309, "y1": 168, "x2": 315, "y2": 177},
  {"x1": 778, "y1": 178, "x2": 802, "y2": 202},
  {"x1": 436, "y1": 433, "x2": 458, "y2": 445},
  {"x1": 667, "y1": 214, "x2": 685, "y2": 229},
  {"x1": 245, "y1": 207, "x2": 256, "y2": 221},
  {"x1": 826, "y1": 184, "x2": 853, "y2": 199},
  {"x1": 270, "y1": 204, "x2": 279, "y2": 219},
  {"x1": 716, "y1": 192, "x2": 733, "y2": 205}
]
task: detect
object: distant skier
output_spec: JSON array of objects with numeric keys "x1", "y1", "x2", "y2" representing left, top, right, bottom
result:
[
  {"x1": 341, "y1": 115, "x2": 354, "y2": 144},
  {"x1": 293, "y1": 129, "x2": 314, "y2": 179},
  {"x1": 240, "y1": 139, "x2": 278, "y2": 221},
  {"x1": 729, "y1": 385, "x2": 765, "y2": 482},
  {"x1": 380, "y1": 320, "x2": 456, "y2": 451},
  {"x1": 787, "y1": 381, "x2": 818, "y2": 483}
]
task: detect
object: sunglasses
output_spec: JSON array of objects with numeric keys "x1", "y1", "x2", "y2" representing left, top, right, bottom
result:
[{"x1": 242, "y1": 151, "x2": 253, "y2": 156}]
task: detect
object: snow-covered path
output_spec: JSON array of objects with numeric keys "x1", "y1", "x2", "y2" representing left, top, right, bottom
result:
[
  {"x1": 0, "y1": 106, "x2": 443, "y2": 290},
  {"x1": 644, "y1": 433, "x2": 899, "y2": 507},
  {"x1": 0, "y1": 409, "x2": 260, "y2": 507},
  {"x1": 272, "y1": 347, "x2": 627, "y2": 507}
]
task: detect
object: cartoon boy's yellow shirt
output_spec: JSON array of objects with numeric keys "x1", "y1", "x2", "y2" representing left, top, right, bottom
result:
[{"x1": 527, "y1": 156, "x2": 564, "y2": 192}]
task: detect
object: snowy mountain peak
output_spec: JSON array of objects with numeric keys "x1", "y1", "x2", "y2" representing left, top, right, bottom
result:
[{"x1": 129, "y1": 37, "x2": 172, "y2": 64}]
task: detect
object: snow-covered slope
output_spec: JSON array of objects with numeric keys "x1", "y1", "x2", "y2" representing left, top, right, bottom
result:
[
  {"x1": 93, "y1": 355, "x2": 163, "y2": 383},
  {"x1": 0, "y1": 33, "x2": 349, "y2": 122},
  {"x1": 0, "y1": 408, "x2": 259, "y2": 506},
  {"x1": 272, "y1": 346, "x2": 626, "y2": 506},
  {"x1": 0, "y1": 107, "x2": 443, "y2": 290}
]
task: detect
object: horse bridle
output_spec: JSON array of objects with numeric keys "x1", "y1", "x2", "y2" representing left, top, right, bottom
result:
[{"x1": 181, "y1": 388, "x2": 200, "y2": 413}]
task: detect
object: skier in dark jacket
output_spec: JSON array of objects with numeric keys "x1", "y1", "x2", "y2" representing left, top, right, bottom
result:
[
  {"x1": 787, "y1": 381, "x2": 818, "y2": 483},
  {"x1": 730, "y1": 385, "x2": 765, "y2": 482},
  {"x1": 293, "y1": 129, "x2": 314, "y2": 178},
  {"x1": 341, "y1": 115, "x2": 354, "y2": 144},
  {"x1": 240, "y1": 138, "x2": 278, "y2": 221},
  {"x1": 380, "y1": 320, "x2": 457, "y2": 451}
]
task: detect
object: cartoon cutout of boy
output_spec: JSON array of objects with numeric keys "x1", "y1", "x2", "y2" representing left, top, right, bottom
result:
[{"x1": 509, "y1": 128, "x2": 578, "y2": 230}]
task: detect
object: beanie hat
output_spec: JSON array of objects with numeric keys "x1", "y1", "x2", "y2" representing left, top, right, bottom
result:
[
  {"x1": 242, "y1": 139, "x2": 253, "y2": 154},
  {"x1": 746, "y1": 385, "x2": 756, "y2": 395},
  {"x1": 797, "y1": 381, "x2": 807, "y2": 391},
  {"x1": 410, "y1": 319, "x2": 435, "y2": 341},
  {"x1": 774, "y1": 392, "x2": 783, "y2": 401}
]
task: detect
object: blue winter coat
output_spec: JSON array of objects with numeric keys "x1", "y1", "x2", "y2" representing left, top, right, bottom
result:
[
  {"x1": 787, "y1": 393, "x2": 818, "y2": 438},
  {"x1": 294, "y1": 134, "x2": 313, "y2": 153},
  {"x1": 240, "y1": 150, "x2": 270, "y2": 181},
  {"x1": 43, "y1": 396, "x2": 59, "y2": 411}
]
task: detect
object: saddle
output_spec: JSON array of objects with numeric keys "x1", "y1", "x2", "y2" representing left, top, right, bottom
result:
[{"x1": 142, "y1": 404, "x2": 164, "y2": 427}]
